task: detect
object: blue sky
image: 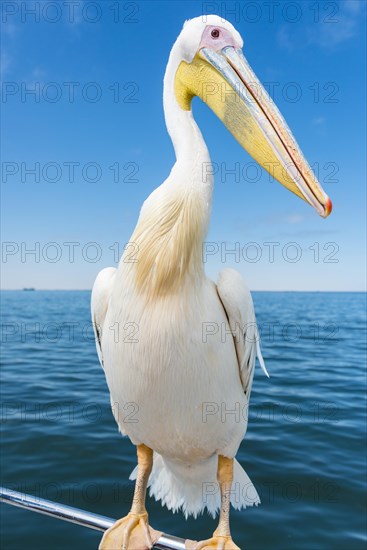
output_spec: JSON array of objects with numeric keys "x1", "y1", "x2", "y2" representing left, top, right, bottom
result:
[{"x1": 1, "y1": 0, "x2": 366, "y2": 290}]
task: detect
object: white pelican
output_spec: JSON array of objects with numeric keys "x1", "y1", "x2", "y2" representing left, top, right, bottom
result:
[{"x1": 92, "y1": 15, "x2": 331, "y2": 550}]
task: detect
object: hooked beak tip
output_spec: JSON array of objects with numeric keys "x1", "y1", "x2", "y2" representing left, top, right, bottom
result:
[{"x1": 322, "y1": 196, "x2": 333, "y2": 218}]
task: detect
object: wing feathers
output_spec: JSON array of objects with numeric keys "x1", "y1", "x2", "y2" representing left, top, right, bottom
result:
[
  {"x1": 91, "y1": 267, "x2": 116, "y2": 368},
  {"x1": 216, "y1": 268, "x2": 268, "y2": 397}
]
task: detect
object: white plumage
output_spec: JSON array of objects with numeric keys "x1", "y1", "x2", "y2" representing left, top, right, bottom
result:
[
  {"x1": 91, "y1": 15, "x2": 268, "y2": 522},
  {"x1": 92, "y1": 14, "x2": 331, "y2": 549},
  {"x1": 92, "y1": 263, "x2": 267, "y2": 519}
]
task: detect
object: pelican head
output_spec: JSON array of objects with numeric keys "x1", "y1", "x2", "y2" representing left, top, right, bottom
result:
[{"x1": 168, "y1": 15, "x2": 332, "y2": 218}]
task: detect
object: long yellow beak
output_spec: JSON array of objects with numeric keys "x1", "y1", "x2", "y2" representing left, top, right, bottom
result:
[{"x1": 175, "y1": 46, "x2": 332, "y2": 218}]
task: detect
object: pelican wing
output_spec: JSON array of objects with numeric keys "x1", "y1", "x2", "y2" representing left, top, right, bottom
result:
[
  {"x1": 91, "y1": 267, "x2": 116, "y2": 368},
  {"x1": 216, "y1": 268, "x2": 269, "y2": 397}
]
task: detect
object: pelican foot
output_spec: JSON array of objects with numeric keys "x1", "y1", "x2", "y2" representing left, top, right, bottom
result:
[
  {"x1": 193, "y1": 535, "x2": 241, "y2": 550},
  {"x1": 99, "y1": 512, "x2": 162, "y2": 550}
]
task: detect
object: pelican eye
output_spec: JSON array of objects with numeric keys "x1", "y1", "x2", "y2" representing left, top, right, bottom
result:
[{"x1": 211, "y1": 29, "x2": 220, "y2": 38}]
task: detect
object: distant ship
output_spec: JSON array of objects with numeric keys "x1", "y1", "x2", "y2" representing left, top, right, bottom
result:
[{"x1": 22, "y1": 288, "x2": 35, "y2": 291}]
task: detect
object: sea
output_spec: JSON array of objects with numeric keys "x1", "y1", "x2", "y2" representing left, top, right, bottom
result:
[{"x1": 1, "y1": 290, "x2": 366, "y2": 549}]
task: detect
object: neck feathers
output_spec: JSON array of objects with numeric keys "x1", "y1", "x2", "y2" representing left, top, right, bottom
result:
[
  {"x1": 125, "y1": 44, "x2": 213, "y2": 299},
  {"x1": 129, "y1": 186, "x2": 208, "y2": 298}
]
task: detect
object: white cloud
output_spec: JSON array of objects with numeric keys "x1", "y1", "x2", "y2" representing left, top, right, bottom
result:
[
  {"x1": 311, "y1": 116, "x2": 327, "y2": 136},
  {"x1": 276, "y1": 26, "x2": 294, "y2": 52},
  {"x1": 1, "y1": 21, "x2": 19, "y2": 38},
  {"x1": 344, "y1": 0, "x2": 363, "y2": 15},
  {"x1": 308, "y1": 18, "x2": 357, "y2": 49},
  {"x1": 1, "y1": 50, "x2": 12, "y2": 76},
  {"x1": 312, "y1": 117, "x2": 326, "y2": 126},
  {"x1": 257, "y1": 212, "x2": 307, "y2": 226},
  {"x1": 285, "y1": 213, "x2": 305, "y2": 225},
  {"x1": 307, "y1": 0, "x2": 365, "y2": 50},
  {"x1": 277, "y1": 1, "x2": 364, "y2": 53}
]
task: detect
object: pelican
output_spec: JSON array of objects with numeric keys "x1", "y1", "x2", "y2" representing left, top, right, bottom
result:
[{"x1": 92, "y1": 15, "x2": 331, "y2": 550}]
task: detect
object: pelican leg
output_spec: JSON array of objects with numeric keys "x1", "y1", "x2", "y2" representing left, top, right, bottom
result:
[
  {"x1": 99, "y1": 444, "x2": 162, "y2": 550},
  {"x1": 194, "y1": 456, "x2": 240, "y2": 550}
]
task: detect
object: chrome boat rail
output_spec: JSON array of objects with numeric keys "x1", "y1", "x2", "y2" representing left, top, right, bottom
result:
[{"x1": 0, "y1": 486, "x2": 186, "y2": 550}]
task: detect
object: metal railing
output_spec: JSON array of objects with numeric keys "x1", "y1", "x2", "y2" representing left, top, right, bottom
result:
[{"x1": 0, "y1": 486, "x2": 186, "y2": 550}]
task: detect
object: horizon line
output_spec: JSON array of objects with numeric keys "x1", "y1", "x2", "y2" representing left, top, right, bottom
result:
[{"x1": 1, "y1": 289, "x2": 366, "y2": 293}]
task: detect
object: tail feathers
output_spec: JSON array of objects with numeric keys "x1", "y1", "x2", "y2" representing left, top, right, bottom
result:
[{"x1": 130, "y1": 453, "x2": 260, "y2": 519}]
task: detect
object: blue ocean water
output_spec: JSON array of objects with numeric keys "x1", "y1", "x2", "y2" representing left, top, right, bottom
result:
[{"x1": 0, "y1": 290, "x2": 366, "y2": 549}]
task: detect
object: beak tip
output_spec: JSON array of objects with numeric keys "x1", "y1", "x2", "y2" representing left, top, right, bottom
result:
[{"x1": 323, "y1": 196, "x2": 332, "y2": 218}]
